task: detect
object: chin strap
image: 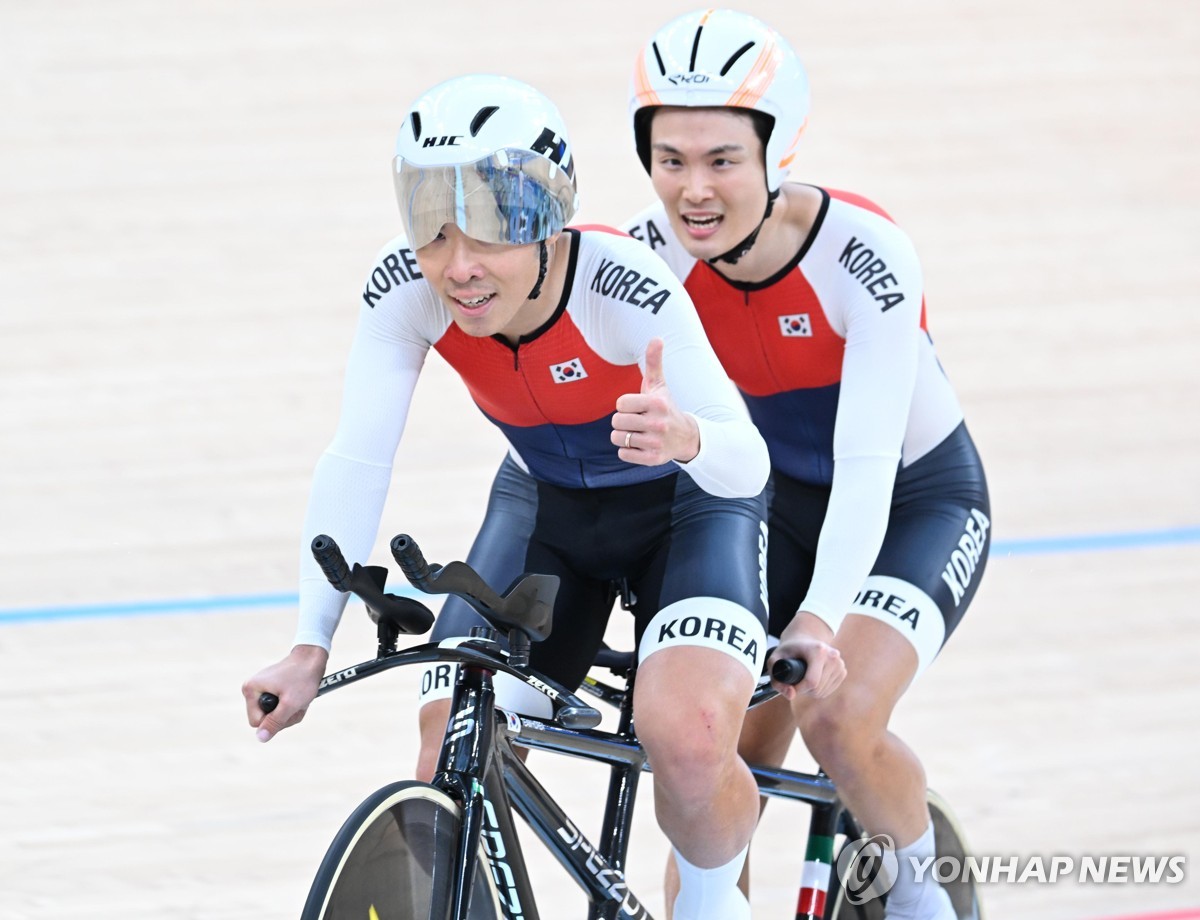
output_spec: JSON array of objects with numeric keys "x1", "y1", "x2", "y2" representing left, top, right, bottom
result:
[
  {"x1": 707, "y1": 188, "x2": 780, "y2": 266},
  {"x1": 527, "y1": 240, "x2": 549, "y2": 300}
]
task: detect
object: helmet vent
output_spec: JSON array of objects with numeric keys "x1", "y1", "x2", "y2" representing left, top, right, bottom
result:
[
  {"x1": 651, "y1": 41, "x2": 666, "y2": 76},
  {"x1": 689, "y1": 25, "x2": 704, "y2": 70},
  {"x1": 470, "y1": 105, "x2": 499, "y2": 137},
  {"x1": 409, "y1": 112, "x2": 422, "y2": 142},
  {"x1": 720, "y1": 41, "x2": 756, "y2": 76}
]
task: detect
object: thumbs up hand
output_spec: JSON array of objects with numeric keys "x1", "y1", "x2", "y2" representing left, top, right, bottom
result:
[
  {"x1": 611, "y1": 338, "x2": 701, "y2": 466},
  {"x1": 640, "y1": 334, "x2": 669, "y2": 395}
]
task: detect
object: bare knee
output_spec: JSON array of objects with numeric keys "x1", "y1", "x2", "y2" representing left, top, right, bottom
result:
[
  {"x1": 793, "y1": 692, "x2": 886, "y2": 779},
  {"x1": 634, "y1": 652, "x2": 753, "y2": 799},
  {"x1": 644, "y1": 703, "x2": 740, "y2": 788}
]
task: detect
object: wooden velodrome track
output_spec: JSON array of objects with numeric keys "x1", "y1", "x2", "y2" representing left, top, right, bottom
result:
[{"x1": 2, "y1": 1, "x2": 1197, "y2": 917}]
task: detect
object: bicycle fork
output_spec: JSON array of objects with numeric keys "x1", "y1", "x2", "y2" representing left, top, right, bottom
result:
[{"x1": 436, "y1": 666, "x2": 539, "y2": 920}]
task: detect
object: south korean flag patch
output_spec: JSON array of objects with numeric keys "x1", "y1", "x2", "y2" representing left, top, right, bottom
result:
[
  {"x1": 550, "y1": 358, "x2": 588, "y2": 383},
  {"x1": 778, "y1": 314, "x2": 812, "y2": 337}
]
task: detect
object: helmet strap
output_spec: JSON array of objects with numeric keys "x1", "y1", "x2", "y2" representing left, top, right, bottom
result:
[
  {"x1": 527, "y1": 240, "x2": 549, "y2": 300},
  {"x1": 707, "y1": 188, "x2": 780, "y2": 266}
]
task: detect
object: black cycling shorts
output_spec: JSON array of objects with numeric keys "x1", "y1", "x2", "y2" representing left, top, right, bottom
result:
[
  {"x1": 767, "y1": 422, "x2": 990, "y2": 674},
  {"x1": 420, "y1": 456, "x2": 769, "y2": 705}
]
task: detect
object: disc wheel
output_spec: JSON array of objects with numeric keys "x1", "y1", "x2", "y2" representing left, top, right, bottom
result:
[
  {"x1": 827, "y1": 790, "x2": 983, "y2": 919},
  {"x1": 301, "y1": 780, "x2": 502, "y2": 920}
]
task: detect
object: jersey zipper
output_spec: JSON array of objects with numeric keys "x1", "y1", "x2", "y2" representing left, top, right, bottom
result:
[
  {"x1": 743, "y1": 286, "x2": 787, "y2": 392},
  {"x1": 511, "y1": 345, "x2": 549, "y2": 422},
  {"x1": 511, "y1": 344, "x2": 582, "y2": 480}
]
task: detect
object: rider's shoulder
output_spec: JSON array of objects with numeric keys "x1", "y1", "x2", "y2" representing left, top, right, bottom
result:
[
  {"x1": 358, "y1": 233, "x2": 436, "y2": 313},
  {"x1": 609, "y1": 203, "x2": 698, "y2": 283},
  {"x1": 619, "y1": 201, "x2": 682, "y2": 254},
  {"x1": 814, "y1": 187, "x2": 913, "y2": 240},
  {"x1": 570, "y1": 223, "x2": 682, "y2": 278},
  {"x1": 803, "y1": 185, "x2": 920, "y2": 264},
  {"x1": 364, "y1": 232, "x2": 425, "y2": 281},
  {"x1": 562, "y1": 225, "x2": 691, "y2": 327},
  {"x1": 620, "y1": 200, "x2": 669, "y2": 235}
]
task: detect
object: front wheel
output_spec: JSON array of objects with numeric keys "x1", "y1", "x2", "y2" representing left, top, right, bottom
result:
[
  {"x1": 301, "y1": 780, "x2": 502, "y2": 920},
  {"x1": 926, "y1": 789, "x2": 984, "y2": 920},
  {"x1": 827, "y1": 790, "x2": 984, "y2": 920}
]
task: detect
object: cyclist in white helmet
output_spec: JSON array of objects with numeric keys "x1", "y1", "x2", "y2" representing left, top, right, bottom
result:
[
  {"x1": 625, "y1": 10, "x2": 991, "y2": 920},
  {"x1": 243, "y1": 73, "x2": 773, "y2": 920}
]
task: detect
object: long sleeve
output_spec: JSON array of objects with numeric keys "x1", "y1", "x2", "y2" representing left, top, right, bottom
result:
[{"x1": 292, "y1": 245, "x2": 437, "y2": 649}]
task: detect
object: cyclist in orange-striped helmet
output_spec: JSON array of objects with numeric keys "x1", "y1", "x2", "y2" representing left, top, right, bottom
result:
[
  {"x1": 630, "y1": 7, "x2": 809, "y2": 264},
  {"x1": 626, "y1": 11, "x2": 989, "y2": 920}
]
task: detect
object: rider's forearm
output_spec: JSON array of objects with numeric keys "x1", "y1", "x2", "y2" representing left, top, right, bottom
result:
[
  {"x1": 676, "y1": 413, "x2": 770, "y2": 498},
  {"x1": 799, "y1": 454, "x2": 897, "y2": 632},
  {"x1": 293, "y1": 450, "x2": 393, "y2": 650}
]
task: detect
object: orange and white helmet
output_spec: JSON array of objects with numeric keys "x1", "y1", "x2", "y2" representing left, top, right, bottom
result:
[{"x1": 630, "y1": 9, "x2": 810, "y2": 192}]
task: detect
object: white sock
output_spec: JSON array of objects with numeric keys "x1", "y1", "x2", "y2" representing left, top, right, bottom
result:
[
  {"x1": 885, "y1": 823, "x2": 956, "y2": 920},
  {"x1": 671, "y1": 846, "x2": 751, "y2": 920}
]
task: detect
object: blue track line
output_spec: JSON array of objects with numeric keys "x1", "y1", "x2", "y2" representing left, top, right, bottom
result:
[
  {"x1": 2, "y1": 525, "x2": 1198, "y2": 626},
  {"x1": 992, "y1": 524, "x2": 1200, "y2": 556}
]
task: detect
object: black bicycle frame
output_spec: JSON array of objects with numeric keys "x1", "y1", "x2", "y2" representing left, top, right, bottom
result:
[
  {"x1": 430, "y1": 653, "x2": 653, "y2": 920},
  {"x1": 498, "y1": 712, "x2": 652, "y2": 920},
  {"x1": 297, "y1": 532, "x2": 881, "y2": 920},
  {"x1": 433, "y1": 659, "x2": 532, "y2": 920},
  {"x1": 317, "y1": 644, "x2": 856, "y2": 920}
]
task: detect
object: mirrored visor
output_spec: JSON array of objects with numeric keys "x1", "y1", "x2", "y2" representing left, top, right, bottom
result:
[{"x1": 394, "y1": 148, "x2": 577, "y2": 250}]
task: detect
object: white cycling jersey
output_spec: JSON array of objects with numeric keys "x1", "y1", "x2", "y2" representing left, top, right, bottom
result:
[
  {"x1": 624, "y1": 187, "x2": 966, "y2": 631},
  {"x1": 294, "y1": 227, "x2": 769, "y2": 649}
]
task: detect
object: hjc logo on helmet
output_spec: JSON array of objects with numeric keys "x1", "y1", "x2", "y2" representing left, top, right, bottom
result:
[
  {"x1": 530, "y1": 127, "x2": 574, "y2": 178},
  {"x1": 666, "y1": 73, "x2": 711, "y2": 86},
  {"x1": 393, "y1": 75, "x2": 580, "y2": 250}
]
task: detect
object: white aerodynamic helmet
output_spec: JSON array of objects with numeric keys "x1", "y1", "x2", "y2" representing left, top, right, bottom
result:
[
  {"x1": 394, "y1": 74, "x2": 579, "y2": 249},
  {"x1": 630, "y1": 9, "x2": 810, "y2": 192}
]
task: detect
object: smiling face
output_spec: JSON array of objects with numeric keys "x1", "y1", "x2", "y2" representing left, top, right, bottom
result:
[
  {"x1": 648, "y1": 107, "x2": 772, "y2": 262},
  {"x1": 414, "y1": 224, "x2": 559, "y2": 342}
]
